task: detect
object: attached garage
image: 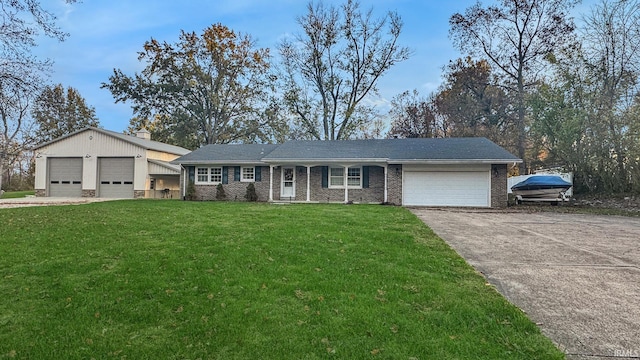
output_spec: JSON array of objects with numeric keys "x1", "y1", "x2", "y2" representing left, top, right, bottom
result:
[
  {"x1": 48, "y1": 158, "x2": 83, "y2": 197},
  {"x1": 98, "y1": 157, "x2": 134, "y2": 198},
  {"x1": 403, "y1": 168, "x2": 490, "y2": 207}
]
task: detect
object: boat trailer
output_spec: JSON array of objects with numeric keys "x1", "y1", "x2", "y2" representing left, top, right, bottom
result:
[{"x1": 515, "y1": 191, "x2": 570, "y2": 205}]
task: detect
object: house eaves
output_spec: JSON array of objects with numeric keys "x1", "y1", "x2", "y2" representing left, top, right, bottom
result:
[
  {"x1": 262, "y1": 158, "x2": 389, "y2": 165},
  {"x1": 394, "y1": 158, "x2": 523, "y2": 165}
]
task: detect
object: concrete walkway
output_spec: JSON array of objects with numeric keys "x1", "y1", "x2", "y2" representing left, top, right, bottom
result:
[{"x1": 411, "y1": 208, "x2": 640, "y2": 360}]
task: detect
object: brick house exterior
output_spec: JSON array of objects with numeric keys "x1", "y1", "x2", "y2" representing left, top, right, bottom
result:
[{"x1": 173, "y1": 138, "x2": 520, "y2": 208}]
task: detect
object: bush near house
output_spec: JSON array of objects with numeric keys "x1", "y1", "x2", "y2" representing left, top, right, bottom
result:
[
  {"x1": 245, "y1": 182, "x2": 258, "y2": 201},
  {"x1": 216, "y1": 183, "x2": 226, "y2": 200}
]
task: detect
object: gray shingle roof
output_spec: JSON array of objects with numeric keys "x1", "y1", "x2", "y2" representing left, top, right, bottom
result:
[
  {"x1": 262, "y1": 138, "x2": 520, "y2": 163},
  {"x1": 32, "y1": 127, "x2": 191, "y2": 155},
  {"x1": 173, "y1": 143, "x2": 280, "y2": 164},
  {"x1": 172, "y1": 137, "x2": 521, "y2": 165}
]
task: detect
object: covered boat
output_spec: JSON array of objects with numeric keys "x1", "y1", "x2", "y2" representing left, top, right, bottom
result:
[{"x1": 511, "y1": 175, "x2": 572, "y2": 199}]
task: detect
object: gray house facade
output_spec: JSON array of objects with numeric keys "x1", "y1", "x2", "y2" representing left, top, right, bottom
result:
[{"x1": 172, "y1": 138, "x2": 521, "y2": 207}]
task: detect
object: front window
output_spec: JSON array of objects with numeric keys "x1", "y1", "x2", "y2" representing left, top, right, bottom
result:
[
  {"x1": 210, "y1": 167, "x2": 222, "y2": 183},
  {"x1": 241, "y1": 167, "x2": 255, "y2": 182},
  {"x1": 197, "y1": 168, "x2": 209, "y2": 183},
  {"x1": 329, "y1": 167, "x2": 344, "y2": 187},
  {"x1": 347, "y1": 167, "x2": 361, "y2": 187},
  {"x1": 330, "y1": 167, "x2": 361, "y2": 188},
  {"x1": 196, "y1": 167, "x2": 222, "y2": 184}
]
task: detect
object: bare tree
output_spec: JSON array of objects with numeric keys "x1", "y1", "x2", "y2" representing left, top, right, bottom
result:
[
  {"x1": 0, "y1": 79, "x2": 33, "y2": 192},
  {"x1": 582, "y1": 0, "x2": 640, "y2": 190},
  {"x1": 280, "y1": 0, "x2": 411, "y2": 140},
  {"x1": 450, "y1": 0, "x2": 578, "y2": 172},
  {"x1": 0, "y1": 0, "x2": 76, "y2": 191},
  {"x1": 387, "y1": 90, "x2": 440, "y2": 139}
]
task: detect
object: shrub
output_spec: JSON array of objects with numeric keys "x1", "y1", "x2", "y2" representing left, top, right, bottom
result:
[
  {"x1": 245, "y1": 183, "x2": 258, "y2": 202},
  {"x1": 216, "y1": 183, "x2": 226, "y2": 200},
  {"x1": 185, "y1": 181, "x2": 196, "y2": 201}
]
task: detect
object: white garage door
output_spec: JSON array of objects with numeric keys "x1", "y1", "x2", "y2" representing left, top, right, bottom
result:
[
  {"x1": 99, "y1": 157, "x2": 134, "y2": 198},
  {"x1": 403, "y1": 171, "x2": 490, "y2": 207},
  {"x1": 49, "y1": 158, "x2": 83, "y2": 197}
]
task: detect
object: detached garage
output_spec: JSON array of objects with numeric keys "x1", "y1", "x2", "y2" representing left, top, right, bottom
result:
[{"x1": 33, "y1": 127, "x2": 190, "y2": 198}]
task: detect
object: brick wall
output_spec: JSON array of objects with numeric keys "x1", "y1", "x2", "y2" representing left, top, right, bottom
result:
[
  {"x1": 307, "y1": 166, "x2": 385, "y2": 203},
  {"x1": 490, "y1": 164, "x2": 508, "y2": 208},
  {"x1": 194, "y1": 166, "x2": 270, "y2": 202},
  {"x1": 387, "y1": 164, "x2": 402, "y2": 205},
  {"x1": 189, "y1": 163, "x2": 506, "y2": 207},
  {"x1": 82, "y1": 189, "x2": 96, "y2": 198}
]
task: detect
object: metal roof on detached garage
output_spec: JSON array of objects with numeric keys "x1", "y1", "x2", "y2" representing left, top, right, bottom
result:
[{"x1": 32, "y1": 127, "x2": 191, "y2": 156}]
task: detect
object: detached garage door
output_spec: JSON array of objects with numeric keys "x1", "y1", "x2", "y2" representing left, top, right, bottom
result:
[
  {"x1": 49, "y1": 158, "x2": 82, "y2": 197},
  {"x1": 98, "y1": 157, "x2": 134, "y2": 198},
  {"x1": 403, "y1": 171, "x2": 490, "y2": 207}
]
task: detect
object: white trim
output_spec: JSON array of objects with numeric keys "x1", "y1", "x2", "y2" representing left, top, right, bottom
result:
[
  {"x1": 384, "y1": 165, "x2": 388, "y2": 203},
  {"x1": 281, "y1": 166, "x2": 296, "y2": 198},
  {"x1": 269, "y1": 165, "x2": 274, "y2": 201},
  {"x1": 306, "y1": 166, "x2": 311, "y2": 202},
  {"x1": 195, "y1": 166, "x2": 222, "y2": 185},
  {"x1": 240, "y1": 166, "x2": 255, "y2": 182},
  {"x1": 328, "y1": 166, "x2": 362, "y2": 189}
]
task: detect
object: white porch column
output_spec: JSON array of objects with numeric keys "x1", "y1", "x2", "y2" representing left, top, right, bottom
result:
[
  {"x1": 306, "y1": 165, "x2": 311, "y2": 202},
  {"x1": 384, "y1": 165, "x2": 388, "y2": 203},
  {"x1": 269, "y1": 165, "x2": 274, "y2": 202},
  {"x1": 344, "y1": 165, "x2": 349, "y2": 203}
]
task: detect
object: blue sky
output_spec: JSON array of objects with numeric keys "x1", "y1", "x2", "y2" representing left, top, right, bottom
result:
[{"x1": 36, "y1": 0, "x2": 597, "y2": 133}]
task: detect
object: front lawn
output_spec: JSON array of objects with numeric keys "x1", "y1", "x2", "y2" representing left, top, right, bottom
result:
[
  {"x1": 0, "y1": 201, "x2": 563, "y2": 359},
  {"x1": 0, "y1": 190, "x2": 35, "y2": 199}
]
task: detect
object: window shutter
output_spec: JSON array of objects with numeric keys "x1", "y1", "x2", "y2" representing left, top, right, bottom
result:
[
  {"x1": 255, "y1": 166, "x2": 262, "y2": 182},
  {"x1": 321, "y1": 166, "x2": 328, "y2": 188},
  {"x1": 363, "y1": 166, "x2": 369, "y2": 188},
  {"x1": 188, "y1": 166, "x2": 195, "y2": 183},
  {"x1": 234, "y1": 166, "x2": 240, "y2": 181},
  {"x1": 222, "y1": 166, "x2": 228, "y2": 184}
]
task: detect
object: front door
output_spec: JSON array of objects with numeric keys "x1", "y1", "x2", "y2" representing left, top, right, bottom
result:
[{"x1": 281, "y1": 167, "x2": 295, "y2": 199}]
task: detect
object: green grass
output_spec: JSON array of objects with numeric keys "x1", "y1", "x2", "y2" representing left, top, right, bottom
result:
[
  {"x1": 0, "y1": 201, "x2": 564, "y2": 359},
  {"x1": 0, "y1": 190, "x2": 34, "y2": 199}
]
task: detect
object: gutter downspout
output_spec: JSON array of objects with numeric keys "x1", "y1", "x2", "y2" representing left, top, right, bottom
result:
[{"x1": 180, "y1": 164, "x2": 186, "y2": 200}]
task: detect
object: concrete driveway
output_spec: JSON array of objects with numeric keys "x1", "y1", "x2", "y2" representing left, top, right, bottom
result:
[
  {"x1": 0, "y1": 197, "x2": 117, "y2": 209},
  {"x1": 411, "y1": 208, "x2": 640, "y2": 360}
]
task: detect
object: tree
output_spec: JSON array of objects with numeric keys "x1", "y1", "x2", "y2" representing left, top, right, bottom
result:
[
  {"x1": 0, "y1": 0, "x2": 76, "y2": 191},
  {"x1": 103, "y1": 24, "x2": 275, "y2": 149},
  {"x1": 434, "y1": 58, "x2": 514, "y2": 151},
  {"x1": 0, "y1": 81, "x2": 31, "y2": 192},
  {"x1": 387, "y1": 90, "x2": 440, "y2": 139},
  {"x1": 450, "y1": 0, "x2": 578, "y2": 173},
  {"x1": 530, "y1": 0, "x2": 640, "y2": 193},
  {"x1": 581, "y1": 0, "x2": 640, "y2": 191},
  {"x1": 280, "y1": 0, "x2": 410, "y2": 141},
  {"x1": 31, "y1": 84, "x2": 99, "y2": 143},
  {"x1": 0, "y1": 0, "x2": 75, "y2": 86}
]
